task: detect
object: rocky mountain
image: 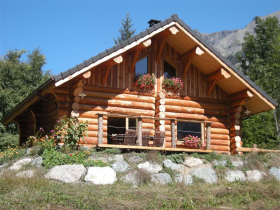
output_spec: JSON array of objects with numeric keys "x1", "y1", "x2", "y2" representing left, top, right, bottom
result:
[{"x1": 199, "y1": 10, "x2": 280, "y2": 58}]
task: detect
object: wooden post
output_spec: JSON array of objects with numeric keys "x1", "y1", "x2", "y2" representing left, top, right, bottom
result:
[
  {"x1": 206, "y1": 123, "x2": 211, "y2": 150},
  {"x1": 171, "y1": 119, "x2": 176, "y2": 148},
  {"x1": 137, "y1": 118, "x2": 142, "y2": 146},
  {"x1": 97, "y1": 114, "x2": 103, "y2": 144}
]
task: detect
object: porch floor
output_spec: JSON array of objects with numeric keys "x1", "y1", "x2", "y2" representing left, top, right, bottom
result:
[{"x1": 97, "y1": 144, "x2": 212, "y2": 153}]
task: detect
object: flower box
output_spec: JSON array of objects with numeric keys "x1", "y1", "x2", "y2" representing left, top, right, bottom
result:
[
  {"x1": 162, "y1": 77, "x2": 183, "y2": 95},
  {"x1": 134, "y1": 73, "x2": 155, "y2": 92}
]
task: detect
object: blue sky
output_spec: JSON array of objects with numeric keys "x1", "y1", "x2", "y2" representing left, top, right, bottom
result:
[{"x1": 0, "y1": 0, "x2": 279, "y2": 75}]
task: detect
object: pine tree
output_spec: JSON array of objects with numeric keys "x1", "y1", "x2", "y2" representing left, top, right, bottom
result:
[{"x1": 114, "y1": 13, "x2": 136, "y2": 45}]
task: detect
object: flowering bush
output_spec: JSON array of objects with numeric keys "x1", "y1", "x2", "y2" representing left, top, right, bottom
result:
[
  {"x1": 134, "y1": 73, "x2": 155, "y2": 89},
  {"x1": 0, "y1": 146, "x2": 26, "y2": 165},
  {"x1": 162, "y1": 77, "x2": 183, "y2": 91},
  {"x1": 26, "y1": 127, "x2": 45, "y2": 147},
  {"x1": 183, "y1": 135, "x2": 205, "y2": 149}
]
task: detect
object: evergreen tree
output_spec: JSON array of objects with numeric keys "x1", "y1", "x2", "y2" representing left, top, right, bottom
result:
[
  {"x1": 114, "y1": 13, "x2": 136, "y2": 45},
  {"x1": 238, "y1": 16, "x2": 280, "y2": 148},
  {"x1": 0, "y1": 48, "x2": 51, "y2": 149}
]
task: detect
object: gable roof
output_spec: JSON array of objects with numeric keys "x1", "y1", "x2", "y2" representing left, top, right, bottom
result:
[{"x1": 1, "y1": 14, "x2": 277, "y2": 125}]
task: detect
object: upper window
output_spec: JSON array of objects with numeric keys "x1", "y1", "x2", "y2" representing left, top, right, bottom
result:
[
  {"x1": 177, "y1": 122, "x2": 202, "y2": 140},
  {"x1": 135, "y1": 57, "x2": 148, "y2": 75},
  {"x1": 164, "y1": 60, "x2": 176, "y2": 78}
]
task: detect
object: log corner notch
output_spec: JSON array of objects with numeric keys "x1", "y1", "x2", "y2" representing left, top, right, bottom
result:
[
  {"x1": 155, "y1": 26, "x2": 180, "y2": 64},
  {"x1": 181, "y1": 46, "x2": 205, "y2": 79},
  {"x1": 129, "y1": 39, "x2": 152, "y2": 74},
  {"x1": 101, "y1": 55, "x2": 123, "y2": 86},
  {"x1": 205, "y1": 68, "x2": 231, "y2": 96}
]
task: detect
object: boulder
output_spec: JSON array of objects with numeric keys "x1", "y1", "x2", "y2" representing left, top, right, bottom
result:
[
  {"x1": 174, "y1": 173, "x2": 183, "y2": 183},
  {"x1": 191, "y1": 167, "x2": 217, "y2": 184},
  {"x1": 0, "y1": 163, "x2": 8, "y2": 169},
  {"x1": 163, "y1": 159, "x2": 184, "y2": 171},
  {"x1": 85, "y1": 167, "x2": 117, "y2": 185},
  {"x1": 112, "y1": 160, "x2": 130, "y2": 173},
  {"x1": 16, "y1": 170, "x2": 34, "y2": 178},
  {"x1": 151, "y1": 173, "x2": 172, "y2": 185},
  {"x1": 269, "y1": 167, "x2": 280, "y2": 181},
  {"x1": 128, "y1": 156, "x2": 143, "y2": 164},
  {"x1": 213, "y1": 160, "x2": 227, "y2": 167},
  {"x1": 231, "y1": 160, "x2": 244, "y2": 167},
  {"x1": 121, "y1": 171, "x2": 139, "y2": 186},
  {"x1": 184, "y1": 174, "x2": 193, "y2": 185},
  {"x1": 108, "y1": 155, "x2": 124, "y2": 162},
  {"x1": 31, "y1": 156, "x2": 43, "y2": 167},
  {"x1": 137, "y1": 161, "x2": 162, "y2": 174},
  {"x1": 184, "y1": 157, "x2": 203, "y2": 168},
  {"x1": 225, "y1": 171, "x2": 246, "y2": 182},
  {"x1": 45, "y1": 165, "x2": 86, "y2": 183},
  {"x1": 246, "y1": 170, "x2": 265, "y2": 182},
  {"x1": 9, "y1": 158, "x2": 33, "y2": 170}
]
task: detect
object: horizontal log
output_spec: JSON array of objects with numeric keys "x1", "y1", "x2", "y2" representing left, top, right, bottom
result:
[
  {"x1": 230, "y1": 119, "x2": 241, "y2": 126},
  {"x1": 59, "y1": 108, "x2": 69, "y2": 116},
  {"x1": 142, "y1": 119, "x2": 155, "y2": 124},
  {"x1": 142, "y1": 123, "x2": 155, "y2": 129},
  {"x1": 59, "y1": 102, "x2": 71, "y2": 108},
  {"x1": 81, "y1": 137, "x2": 107, "y2": 145},
  {"x1": 164, "y1": 105, "x2": 229, "y2": 116},
  {"x1": 56, "y1": 94, "x2": 71, "y2": 103},
  {"x1": 229, "y1": 99, "x2": 247, "y2": 108},
  {"x1": 211, "y1": 122, "x2": 228, "y2": 129},
  {"x1": 87, "y1": 131, "x2": 107, "y2": 137},
  {"x1": 230, "y1": 106, "x2": 245, "y2": 114},
  {"x1": 211, "y1": 134, "x2": 230, "y2": 140},
  {"x1": 229, "y1": 90, "x2": 253, "y2": 102},
  {"x1": 82, "y1": 90, "x2": 155, "y2": 103},
  {"x1": 167, "y1": 95, "x2": 227, "y2": 104},
  {"x1": 165, "y1": 98, "x2": 228, "y2": 111},
  {"x1": 80, "y1": 98, "x2": 155, "y2": 110},
  {"x1": 230, "y1": 112, "x2": 242, "y2": 120},
  {"x1": 231, "y1": 142, "x2": 243, "y2": 149},
  {"x1": 164, "y1": 112, "x2": 228, "y2": 123},
  {"x1": 78, "y1": 111, "x2": 108, "y2": 118},
  {"x1": 210, "y1": 145, "x2": 230, "y2": 151},
  {"x1": 211, "y1": 139, "x2": 230, "y2": 146},
  {"x1": 156, "y1": 99, "x2": 165, "y2": 106},
  {"x1": 51, "y1": 87, "x2": 69, "y2": 95},
  {"x1": 88, "y1": 125, "x2": 108, "y2": 131},
  {"x1": 157, "y1": 92, "x2": 166, "y2": 99},
  {"x1": 73, "y1": 87, "x2": 83, "y2": 97},
  {"x1": 205, "y1": 68, "x2": 231, "y2": 82},
  {"x1": 211, "y1": 128, "x2": 229, "y2": 135},
  {"x1": 78, "y1": 118, "x2": 108, "y2": 124},
  {"x1": 230, "y1": 130, "x2": 242, "y2": 137}
]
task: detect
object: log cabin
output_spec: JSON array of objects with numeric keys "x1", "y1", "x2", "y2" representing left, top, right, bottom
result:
[{"x1": 1, "y1": 14, "x2": 277, "y2": 155}]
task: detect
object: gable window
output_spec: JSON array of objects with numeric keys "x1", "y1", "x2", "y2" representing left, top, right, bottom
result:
[
  {"x1": 177, "y1": 122, "x2": 203, "y2": 140},
  {"x1": 135, "y1": 57, "x2": 148, "y2": 75},
  {"x1": 164, "y1": 60, "x2": 176, "y2": 78}
]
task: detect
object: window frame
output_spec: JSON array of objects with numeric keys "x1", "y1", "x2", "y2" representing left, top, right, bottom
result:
[
  {"x1": 135, "y1": 55, "x2": 150, "y2": 75},
  {"x1": 176, "y1": 121, "x2": 205, "y2": 142}
]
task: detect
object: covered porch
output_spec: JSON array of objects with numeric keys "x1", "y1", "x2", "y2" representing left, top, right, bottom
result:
[{"x1": 96, "y1": 113, "x2": 214, "y2": 153}]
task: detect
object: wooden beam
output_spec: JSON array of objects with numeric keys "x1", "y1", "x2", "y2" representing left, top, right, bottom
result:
[
  {"x1": 229, "y1": 90, "x2": 253, "y2": 102},
  {"x1": 83, "y1": 71, "x2": 91, "y2": 79},
  {"x1": 206, "y1": 80, "x2": 217, "y2": 96},
  {"x1": 171, "y1": 119, "x2": 176, "y2": 148},
  {"x1": 181, "y1": 46, "x2": 205, "y2": 61},
  {"x1": 206, "y1": 123, "x2": 211, "y2": 150},
  {"x1": 97, "y1": 114, "x2": 103, "y2": 144},
  {"x1": 182, "y1": 57, "x2": 193, "y2": 79},
  {"x1": 101, "y1": 66, "x2": 111, "y2": 86},
  {"x1": 236, "y1": 147, "x2": 280, "y2": 153},
  {"x1": 137, "y1": 118, "x2": 142, "y2": 146},
  {"x1": 205, "y1": 68, "x2": 231, "y2": 82},
  {"x1": 129, "y1": 49, "x2": 141, "y2": 73},
  {"x1": 156, "y1": 36, "x2": 167, "y2": 63}
]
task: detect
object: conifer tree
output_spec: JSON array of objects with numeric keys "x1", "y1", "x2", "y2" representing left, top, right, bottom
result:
[{"x1": 114, "y1": 13, "x2": 136, "y2": 45}]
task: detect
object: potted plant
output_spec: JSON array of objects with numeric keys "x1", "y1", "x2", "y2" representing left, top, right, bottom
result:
[
  {"x1": 162, "y1": 77, "x2": 183, "y2": 94},
  {"x1": 134, "y1": 73, "x2": 155, "y2": 92},
  {"x1": 183, "y1": 135, "x2": 205, "y2": 149}
]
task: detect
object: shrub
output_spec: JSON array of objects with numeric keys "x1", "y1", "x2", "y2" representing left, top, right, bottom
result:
[
  {"x1": 103, "y1": 148, "x2": 122, "y2": 154},
  {"x1": 204, "y1": 151, "x2": 223, "y2": 162},
  {"x1": 42, "y1": 149, "x2": 110, "y2": 168},
  {"x1": 0, "y1": 146, "x2": 26, "y2": 165},
  {"x1": 162, "y1": 77, "x2": 183, "y2": 91},
  {"x1": 134, "y1": 73, "x2": 155, "y2": 89},
  {"x1": 166, "y1": 153, "x2": 184, "y2": 164}
]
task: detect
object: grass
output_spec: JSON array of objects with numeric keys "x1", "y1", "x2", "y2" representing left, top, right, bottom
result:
[{"x1": 0, "y1": 170, "x2": 280, "y2": 210}]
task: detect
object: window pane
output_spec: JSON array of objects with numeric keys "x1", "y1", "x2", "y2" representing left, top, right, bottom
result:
[
  {"x1": 107, "y1": 117, "x2": 126, "y2": 144},
  {"x1": 177, "y1": 122, "x2": 202, "y2": 140},
  {"x1": 135, "y1": 57, "x2": 148, "y2": 75},
  {"x1": 164, "y1": 60, "x2": 176, "y2": 78},
  {"x1": 129, "y1": 118, "x2": 137, "y2": 129}
]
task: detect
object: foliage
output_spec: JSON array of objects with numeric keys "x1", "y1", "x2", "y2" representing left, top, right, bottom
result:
[
  {"x1": 134, "y1": 73, "x2": 155, "y2": 89},
  {"x1": 103, "y1": 148, "x2": 122, "y2": 154},
  {"x1": 0, "y1": 126, "x2": 18, "y2": 151},
  {"x1": 53, "y1": 116, "x2": 88, "y2": 148},
  {"x1": 203, "y1": 151, "x2": 223, "y2": 163},
  {"x1": 114, "y1": 13, "x2": 136, "y2": 45},
  {"x1": 42, "y1": 149, "x2": 109, "y2": 168},
  {"x1": 0, "y1": 146, "x2": 26, "y2": 165},
  {"x1": 162, "y1": 77, "x2": 184, "y2": 91},
  {"x1": 26, "y1": 127, "x2": 46, "y2": 148},
  {"x1": 238, "y1": 16, "x2": 280, "y2": 147},
  {"x1": 0, "y1": 48, "x2": 51, "y2": 144},
  {"x1": 166, "y1": 153, "x2": 184, "y2": 164},
  {"x1": 183, "y1": 135, "x2": 205, "y2": 149}
]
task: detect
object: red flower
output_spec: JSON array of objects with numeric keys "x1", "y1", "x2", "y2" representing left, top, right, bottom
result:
[{"x1": 70, "y1": 154, "x2": 73, "y2": 157}]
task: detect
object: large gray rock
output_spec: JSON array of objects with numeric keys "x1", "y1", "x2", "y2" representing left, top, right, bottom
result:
[
  {"x1": 85, "y1": 167, "x2": 117, "y2": 185},
  {"x1": 151, "y1": 173, "x2": 172, "y2": 185},
  {"x1": 137, "y1": 161, "x2": 162, "y2": 174},
  {"x1": 45, "y1": 165, "x2": 86, "y2": 183},
  {"x1": 16, "y1": 170, "x2": 34, "y2": 178},
  {"x1": 121, "y1": 171, "x2": 139, "y2": 186},
  {"x1": 108, "y1": 155, "x2": 124, "y2": 162},
  {"x1": 174, "y1": 173, "x2": 183, "y2": 183},
  {"x1": 246, "y1": 170, "x2": 265, "y2": 182},
  {"x1": 9, "y1": 158, "x2": 33, "y2": 170},
  {"x1": 128, "y1": 156, "x2": 143, "y2": 164},
  {"x1": 184, "y1": 157, "x2": 203, "y2": 168},
  {"x1": 0, "y1": 163, "x2": 8, "y2": 169},
  {"x1": 191, "y1": 167, "x2": 217, "y2": 184},
  {"x1": 31, "y1": 156, "x2": 43, "y2": 167},
  {"x1": 184, "y1": 174, "x2": 193, "y2": 185},
  {"x1": 163, "y1": 159, "x2": 184, "y2": 171},
  {"x1": 112, "y1": 160, "x2": 130, "y2": 173},
  {"x1": 213, "y1": 160, "x2": 227, "y2": 167},
  {"x1": 269, "y1": 167, "x2": 280, "y2": 181},
  {"x1": 225, "y1": 171, "x2": 246, "y2": 182},
  {"x1": 231, "y1": 160, "x2": 244, "y2": 167}
]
